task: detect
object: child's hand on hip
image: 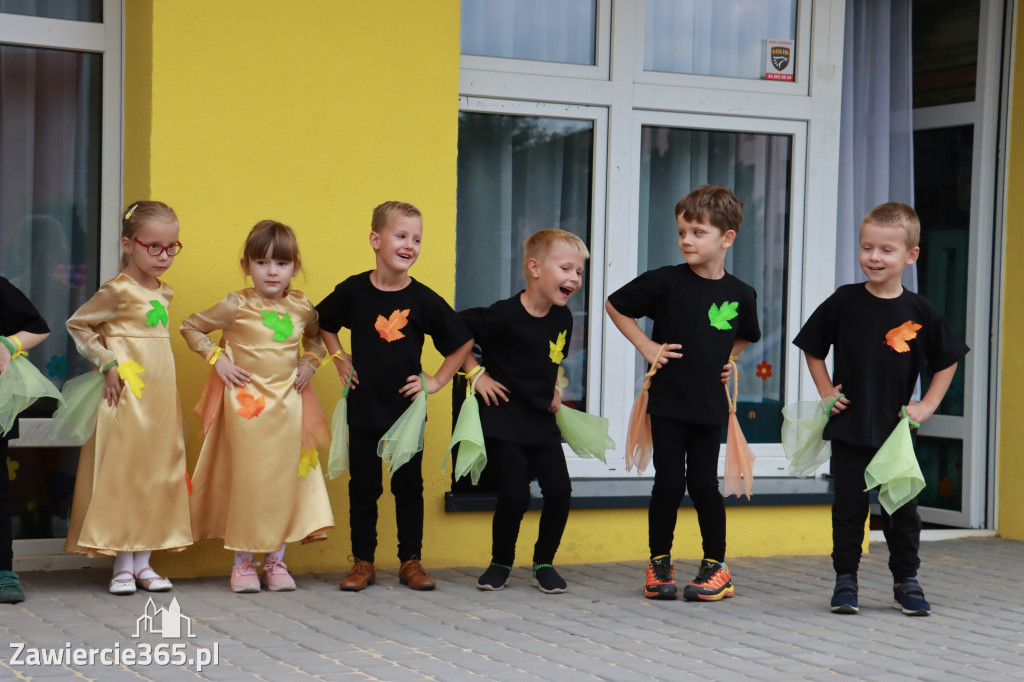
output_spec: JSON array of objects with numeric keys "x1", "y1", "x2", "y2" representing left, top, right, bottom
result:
[
  {"x1": 104, "y1": 366, "x2": 124, "y2": 407},
  {"x1": 903, "y1": 400, "x2": 936, "y2": 425},
  {"x1": 643, "y1": 340, "x2": 681, "y2": 368},
  {"x1": 214, "y1": 357, "x2": 250, "y2": 388},
  {"x1": 824, "y1": 384, "x2": 850, "y2": 415},
  {"x1": 474, "y1": 372, "x2": 509, "y2": 406},
  {"x1": 332, "y1": 352, "x2": 358, "y2": 391},
  {"x1": 294, "y1": 364, "x2": 315, "y2": 392}
]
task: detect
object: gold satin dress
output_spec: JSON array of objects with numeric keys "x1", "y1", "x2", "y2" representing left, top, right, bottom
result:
[
  {"x1": 181, "y1": 289, "x2": 334, "y2": 552},
  {"x1": 65, "y1": 273, "x2": 192, "y2": 556}
]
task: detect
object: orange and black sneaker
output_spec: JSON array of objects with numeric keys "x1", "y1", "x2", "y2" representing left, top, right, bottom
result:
[
  {"x1": 644, "y1": 555, "x2": 677, "y2": 600},
  {"x1": 682, "y1": 559, "x2": 735, "y2": 601}
]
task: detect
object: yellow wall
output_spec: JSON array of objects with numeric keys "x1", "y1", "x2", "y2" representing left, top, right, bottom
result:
[
  {"x1": 125, "y1": 1, "x2": 834, "y2": 578},
  {"x1": 997, "y1": 10, "x2": 1024, "y2": 541}
]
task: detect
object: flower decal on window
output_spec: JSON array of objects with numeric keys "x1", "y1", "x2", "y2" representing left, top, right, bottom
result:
[
  {"x1": 46, "y1": 355, "x2": 68, "y2": 379},
  {"x1": 7, "y1": 456, "x2": 19, "y2": 482},
  {"x1": 756, "y1": 360, "x2": 772, "y2": 380}
]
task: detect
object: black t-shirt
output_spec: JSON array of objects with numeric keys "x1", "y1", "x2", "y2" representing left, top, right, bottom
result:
[
  {"x1": 1, "y1": 277, "x2": 51, "y2": 440},
  {"x1": 316, "y1": 272, "x2": 472, "y2": 430},
  {"x1": 607, "y1": 264, "x2": 761, "y2": 426},
  {"x1": 793, "y1": 283, "x2": 969, "y2": 449},
  {"x1": 460, "y1": 294, "x2": 573, "y2": 445}
]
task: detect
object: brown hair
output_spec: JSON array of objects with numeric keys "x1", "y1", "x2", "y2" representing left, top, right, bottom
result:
[
  {"x1": 522, "y1": 229, "x2": 590, "y2": 280},
  {"x1": 119, "y1": 200, "x2": 178, "y2": 269},
  {"x1": 242, "y1": 220, "x2": 301, "y2": 264},
  {"x1": 371, "y1": 201, "x2": 422, "y2": 233},
  {"x1": 674, "y1": 184, "x2": 744, "y2": 234},
  {"x1": 862, "y1": 202, "x2": 921, "y2": 249}
]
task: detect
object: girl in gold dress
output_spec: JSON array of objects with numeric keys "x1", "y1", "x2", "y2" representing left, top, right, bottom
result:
[
  {"x1": 65, "y1": 201, "x2": 192, "y2": 595},
  {"x1": 181, "y1": 221, "x2": 333, "y2": 593}
]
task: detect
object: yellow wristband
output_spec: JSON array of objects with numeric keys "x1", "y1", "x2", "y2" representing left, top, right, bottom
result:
[
  {"x1": 729, "y1": 355, "x2": 739, "y2": 361},
  {"x1": 207, "y1": 347, "x2": 223, "y2": 365},
  {"x1": 466, "y1": 365, "x2": 484, "y2": 380},
  {"x1": 321, "y1": 350, "x2": 344, "y2": 368}
]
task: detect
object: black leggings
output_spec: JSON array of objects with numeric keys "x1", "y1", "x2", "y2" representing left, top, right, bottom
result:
[
  {"x1": 487, "y1": 438, "x2": 571, "y2": 566},
  {"x1": 648, "y1": 416, "x2": 726, "y2": 562},
  {"x1": 348, "y1": 427, "x2": 424, "y2": 564},
  {"x1": 831, "y1": 440, "x2": 921, "y2": 578},
  {"x1": 0, "y1": 437, "x2": 11, "y2": 571}
]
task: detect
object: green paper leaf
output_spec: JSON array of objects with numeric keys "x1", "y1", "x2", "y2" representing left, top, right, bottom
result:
[
  {"x1": 708, "y1": 301, "x2": 739, "y2": 330},
  {"x1": 261, "y1": 310, "x2": 294, "y2": 342},
  {"x1": 146, "y1": 300, "x2": 168, "y2": 327}
]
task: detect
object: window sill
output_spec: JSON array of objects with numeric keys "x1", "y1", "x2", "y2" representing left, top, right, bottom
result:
[{"x1": 445, "y1": 476, "x2": 837, "y2": 511}]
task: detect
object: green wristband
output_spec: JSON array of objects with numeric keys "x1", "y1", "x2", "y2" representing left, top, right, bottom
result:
[
  {"x1": 0, "y1": 336, "x2": 16, "y2": 354},
  {"x1": 102, "y1": 360, "x2": 118, "y2": 373}
]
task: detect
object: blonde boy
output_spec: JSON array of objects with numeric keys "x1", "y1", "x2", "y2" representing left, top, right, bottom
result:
[
  {"x1": 794, "y1": 202, "x2": 969, "y2": 615},
  {"x1": 459, "y1": 229, "x2": 588, "y2": 593},
  {"x1": 317, "y1": 201, "x2": 473, "y2": 592}
]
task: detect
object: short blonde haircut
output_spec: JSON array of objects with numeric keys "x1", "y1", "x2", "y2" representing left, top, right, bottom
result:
[
  {"x1": 523, "y1": 229, "x2": 590, "y2": 280},
  {"x1": 862, "y1": 202, "x2": 921, "y2": 248},
  {"x1": 371, "y1": 201, "x2": 422, "y2": 233}
]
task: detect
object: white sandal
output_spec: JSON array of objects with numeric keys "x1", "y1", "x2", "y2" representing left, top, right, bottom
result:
[
  {"x1": 109, "y1": 570, "x2": 136, "y2": 595},
  {"x1": 135, "y1": 567, "x2": 172, "y2": 592}
]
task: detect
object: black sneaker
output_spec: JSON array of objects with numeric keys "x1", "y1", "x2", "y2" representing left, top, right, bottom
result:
[
  {"x1": 531, "y1": 564, "x2": 567, "y2": 594},
  {"x1": 476, "y1": 563, "x2": 512, "y2": 591},
  {"x1": 644, "y1": 555, "x2": 677, "y2": 600},
  {"x1": 682, "y1": 559, "x2": 735, "y2": 601},
  {"x1": 893, "y1": 577, "x2": 931, "y2": 616},
  {"x1": 830, "y1": 573, "x2": 858, "y2": 614}
]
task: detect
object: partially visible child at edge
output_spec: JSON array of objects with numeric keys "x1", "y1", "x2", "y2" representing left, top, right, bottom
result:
[
  {"x1": 606, "y1": 184, "x2": 761, "y2": 602},
  {"x1": 64, "y1": 201, "x2": 192, "y2": 594},
  {"x1": 180, "y1": 221, "x2": 334, "y2": 594},
  {"x1": 459, "y1": 229, "x2": 588, "y2": 594},
  {"x1": 316, "y1": 201, "x2": 472, "y2": 592},
  {"x1": 0, "y1": 278, "x2": 50, "y2": 603},
  {"x1": 793, "y1": 202, "x2": 968, "y2": 617}
]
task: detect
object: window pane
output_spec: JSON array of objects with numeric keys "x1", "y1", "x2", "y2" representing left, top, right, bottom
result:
[
  {"x1": 456, "y1": 112, "x2": 594, "y2": 410},
  {"x1": 0, "y1": 0, "x2": 102, "y2": 22},
  {"x1": 916, "y1": 435, "x2": 962, "y2": 512},
  {"x1": 912, "y1": 0, "x2": 979, "y2": 108},
  {"x1": 0, "y1": 44, "x2": 102, "y2": 394},
  {"x1": 913, "y1": 125, "x2": 971, "y2": 417},
  {"x1": 637, "y1": 127, "x2": 791, "y2": 443},
  {"x1": 5, "y1": 446, "x2": 79, "y2": 540},
  {"x1": 461, "y1": 0, "x2": 596, "y2": 65},
  {"x1": 644, "y1": 0, "x2": 797, "y2": 79}
]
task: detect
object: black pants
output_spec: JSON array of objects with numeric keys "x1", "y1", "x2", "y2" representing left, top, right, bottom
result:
[
  {"x1": 348, "y1": 427, "x2": 424, "y2": 564},
  {"x1": 648, "y1": 416, "x2": 726, "y2": 562},
  {"x1": 487, "y1": 438, "x2": 571, "y2": 566},
  {"x1": 831, "y1": 440, "x2": 921, "y2": 578},
  {"x1": 0, "y1": 437, "x2": 11, "y2": 572}
]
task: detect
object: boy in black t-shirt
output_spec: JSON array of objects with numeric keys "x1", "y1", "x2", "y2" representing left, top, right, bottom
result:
[
  {"x1": 317, "y1": 201, "x2": 473, "y2": 592},
  {"x1": 607, "y1": 184, "x2": 761, "y2": 601},
  {"x1": 460, "y1": 229, "x2": 588, "y2": 594},
  {"x1": 794, "y1": 202, "x2": 968, "y2": 616},
  {"x1": 0, "y1": 277, "x2": 51, "y2": 604}
]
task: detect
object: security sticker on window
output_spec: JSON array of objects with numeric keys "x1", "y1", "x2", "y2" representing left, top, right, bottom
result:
[{"x1": 765, "y1": 39, "x2": 795, "y2": 81}]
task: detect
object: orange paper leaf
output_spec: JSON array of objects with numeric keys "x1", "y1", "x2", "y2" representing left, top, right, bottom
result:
[
  {"x1": 235, "y1": 386, "x2": 266, "y2": 419},
  {"x1": 375, "y1": 309, "x2": 410, "y2": 343},
  {"x1": 885, "y1": 320, "x2": 922, "y2": 353}
]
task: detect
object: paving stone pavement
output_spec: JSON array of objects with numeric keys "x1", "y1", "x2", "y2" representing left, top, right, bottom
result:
[{"x1": 2, "y1": 537, "x2": 1023, "y2": 681}]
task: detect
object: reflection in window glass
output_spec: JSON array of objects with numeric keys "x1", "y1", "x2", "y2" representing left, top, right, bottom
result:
[
  {"x1": 644, "y1": 0, "x2": 797, "y2": 79},
  {"x1": 637, "y1": 127, "x2": 791, "y2": 443},
  {"x1": 0, "y1": 0, "x2": 101, "y2": 22},
  {"x1": 461, "y1": 0, "x2": 596, "y2": 65},
  {"x1": 0, "y1": 44, "x2": 102, "y2": 392},
  {"x1": 5, "y1": 447, "x2": 79, "y2": 541},
  {"x1": 916, "y1": 436, "x2": 962, "y2": 512},
  {"x1": 914, "y1": 125, "x2": 972, "y2": 417},
  {"x1": 912, "y1": 0, "x2": 979, "y2": 108},
  {"x1": 456, "y1": 112, "x2": 594, "y2": 410}
]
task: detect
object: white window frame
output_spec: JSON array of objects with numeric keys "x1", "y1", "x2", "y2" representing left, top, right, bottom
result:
[
  {"x1": 459, "y1": 0, "x2": 846, "y2": 479},
  {"x1": 1, "y1": 0, "x2": 123, "y2": 567}
]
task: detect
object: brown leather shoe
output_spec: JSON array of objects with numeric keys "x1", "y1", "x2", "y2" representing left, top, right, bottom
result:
[
  {"x1": 339, "y1": 558, "x2": 375, "y2": 591},
  {"x1": 399, "y1": 556, "x2": 436, "y2": 590}
]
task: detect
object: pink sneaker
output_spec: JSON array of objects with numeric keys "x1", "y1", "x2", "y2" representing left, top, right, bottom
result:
[
  {"x1": 230, "y1": 559, "x2": 260, "y2": 593},
  {"x1": 261, "y1": 557, "x2": 296, "y2": 592}
]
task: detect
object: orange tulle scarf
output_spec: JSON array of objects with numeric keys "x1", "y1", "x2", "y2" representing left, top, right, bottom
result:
[
  {"x1": 625, "y1": 344, "x2": 666, "y2": 474},
  {"x1": 723, "y1": 358, "x2": 756, "y2": 499}
]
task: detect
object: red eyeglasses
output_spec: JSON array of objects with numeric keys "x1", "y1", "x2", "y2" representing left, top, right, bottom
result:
[{"x1": 135, "y1": 238, "x2": 183, "y2": 257}]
